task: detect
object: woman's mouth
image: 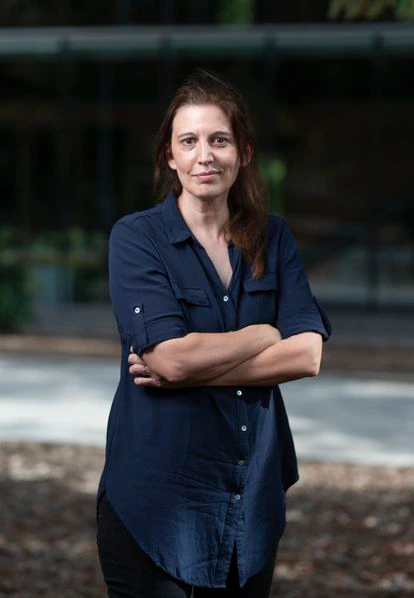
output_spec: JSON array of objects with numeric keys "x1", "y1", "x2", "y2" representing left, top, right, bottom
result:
[{"x1": 193, "y1": 171, "x2": 220, "y2": 182}]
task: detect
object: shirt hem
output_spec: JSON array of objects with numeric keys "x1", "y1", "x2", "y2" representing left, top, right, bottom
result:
[{"x1": 103, "y1": 488, "x2": 228, "y2": 589}]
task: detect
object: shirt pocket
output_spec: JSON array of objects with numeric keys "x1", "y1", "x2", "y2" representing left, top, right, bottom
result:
[
  {"x1": 171, "y1": 283, "x2": 218, "y2": 332},
  {"x1": 240, "y1": 272, "x2": 278, "y2": 326}
]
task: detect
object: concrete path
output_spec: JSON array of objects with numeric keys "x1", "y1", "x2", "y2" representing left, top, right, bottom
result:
[{"x1": 0, "y1": 355, "x2": 413, "y2": 467}]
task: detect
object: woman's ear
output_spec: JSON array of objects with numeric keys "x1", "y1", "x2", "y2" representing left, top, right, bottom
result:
[
  {"x1": 242, "y1": 144, "x2": 253, "y2": 167},
  {"x1": 166, "y1": 145, "x2": 177, "y2": 170}
]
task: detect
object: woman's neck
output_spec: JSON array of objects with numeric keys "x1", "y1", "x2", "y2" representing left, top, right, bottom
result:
[{"x1": 177, "y1": 192, "x2": 230, "y2": 241}]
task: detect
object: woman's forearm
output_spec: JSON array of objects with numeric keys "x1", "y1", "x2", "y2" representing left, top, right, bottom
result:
[
  {"x1": 204, "y1": 332, "x2": 323, "y2": 387},
  {"x1": 141, "y1": 324, "x2": 281, "y2": 384}
]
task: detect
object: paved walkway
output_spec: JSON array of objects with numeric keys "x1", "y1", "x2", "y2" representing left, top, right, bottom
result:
[{"x1": 1, "y1": 355, "x2": 413, "y2": 467}]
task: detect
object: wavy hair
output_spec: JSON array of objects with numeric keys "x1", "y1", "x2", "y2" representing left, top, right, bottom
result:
[{"x1": 154, "y1": 70, "x2": 268, "y2": 278}]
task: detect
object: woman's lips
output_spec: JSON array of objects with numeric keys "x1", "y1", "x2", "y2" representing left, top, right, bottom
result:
[{"x1": 193, "y1": 171, "x2": 220, "y2": 182}]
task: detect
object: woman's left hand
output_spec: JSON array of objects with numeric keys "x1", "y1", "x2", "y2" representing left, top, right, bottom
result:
[{"x1": 128, "y1": 351, "x2": 166, "y2": 387}]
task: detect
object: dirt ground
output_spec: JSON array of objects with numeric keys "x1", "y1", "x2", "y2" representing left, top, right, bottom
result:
[{"x1": 0, "y1": 442, "x2": 413, "y2": 598}]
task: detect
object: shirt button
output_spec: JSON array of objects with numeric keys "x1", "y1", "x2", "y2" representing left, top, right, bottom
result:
[
  {"x1": 234, "y1": 494, "x2": 241, "y2": 501},
  {"x1": 238, "y1": 460, "x2": 245, "y2": 466},
  {"x1": 236, "y1": 390, "x2": 242, "y2": 396},
  {"x1": 223, "y1": 295, "x2": 229, "y2": 302},
  {"x1": 241, "y1": 425, "x2": 247, "y2": 432},
  {"x1": 134, "y1": 307, "x2": 141, "y2": 314}
]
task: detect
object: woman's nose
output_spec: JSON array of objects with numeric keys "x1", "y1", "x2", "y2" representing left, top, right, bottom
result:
[{"x1": 197, "y1": 141, "x2": 213, "y2": 163}]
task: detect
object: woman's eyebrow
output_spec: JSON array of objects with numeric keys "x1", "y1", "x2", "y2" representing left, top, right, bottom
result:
[
  {"x1": 211, "y1": 130, "x2": 232, "y2": 137},
  {"x1": 177, "y1": 130, "x2": 232, "y2": 139},
  {"x1": 177, "y1": 132, "x2": 196, "y2": 139}
]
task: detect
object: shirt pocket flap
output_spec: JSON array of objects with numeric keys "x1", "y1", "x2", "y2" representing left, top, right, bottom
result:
[
  {"x1": 243, "y1": 272, "x2": 277, "y2": 293},
  {"x1": 172, "y1": 284, "x2": 211, "y2": 307}
]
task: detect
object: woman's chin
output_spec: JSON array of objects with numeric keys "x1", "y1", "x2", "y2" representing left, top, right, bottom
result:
[{"x1": 183, "y1": 185, "x2": 230, "y2": 203}]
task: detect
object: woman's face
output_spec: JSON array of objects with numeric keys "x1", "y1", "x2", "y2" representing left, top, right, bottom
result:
[{"x1": 167, "y1": 103, "x2": 241, "y2": 204}]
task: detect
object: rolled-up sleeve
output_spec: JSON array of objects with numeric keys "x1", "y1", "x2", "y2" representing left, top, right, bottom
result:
[
  {"x1": 276, "y1": 221, "x2": 332, "y2": 341},
  {"x1": 109, "y1": 219, "x2": 189, "y2": 355}
]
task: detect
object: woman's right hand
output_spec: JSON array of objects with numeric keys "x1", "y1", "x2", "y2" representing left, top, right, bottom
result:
[{"x1": 128, "y1": 350, "x2": 167, "y2": 388}]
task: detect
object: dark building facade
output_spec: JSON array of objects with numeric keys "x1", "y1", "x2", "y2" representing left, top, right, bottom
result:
[{"x1": 0, "y1": 4, "x2": 413, "y2": 316}]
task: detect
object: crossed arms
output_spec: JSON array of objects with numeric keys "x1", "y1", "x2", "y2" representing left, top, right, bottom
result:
[{"x1": 128, "y1": 325, "x2": 323, "y2": 388}]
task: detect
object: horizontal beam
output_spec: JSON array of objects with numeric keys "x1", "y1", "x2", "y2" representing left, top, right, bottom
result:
[{"x1": 0, "y1": 23, "x2": 413, "y2": 60}]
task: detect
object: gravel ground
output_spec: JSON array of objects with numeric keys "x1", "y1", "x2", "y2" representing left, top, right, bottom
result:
[{"x1": 0, "y1": 442, "x2": 413, "y2": 598}]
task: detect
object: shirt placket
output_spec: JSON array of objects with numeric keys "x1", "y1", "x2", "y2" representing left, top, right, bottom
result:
[
  {"x1": 234, "y1": 391, "x2": 249, "y2": 582},
  {"x1": 213, "y1": 390, "x2": 249, "y2": 584},
  {"x1": 215, "y1": 259, "x2": 250, "y2": 584},
  {"x1": 190, "y1": 241, "x2": 249, "y2": 585}
]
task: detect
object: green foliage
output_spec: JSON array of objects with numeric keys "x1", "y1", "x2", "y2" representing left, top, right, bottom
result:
[
  {"x1": 218, "y1": 0, "x2": 254, "y2": 24},
  {"x1": 25, "y1": 228, "x2": 108, "y2": 304},
  {"x1": 328, "y1": 0, "x2": 414, "y2": 20},
  {"x1": 259, "y1": 155, "x2": 287, "y2": 216},
  {"x1": 0, "y1": 226, "x2": 108, "y2": 328},
  {"x1": 28, "y1": 227, "x2": 107, "y2": 265},
  {"x1": 396, "y1": 0, "x2": 414, "y2": 18},
  {"x1": 0, "y1": 226, "x2": 32, "y2": 333}
]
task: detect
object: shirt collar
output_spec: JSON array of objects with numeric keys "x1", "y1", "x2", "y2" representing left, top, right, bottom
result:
[{"x1": 161, "y1": 192, "x2": 194, "y2": 245}]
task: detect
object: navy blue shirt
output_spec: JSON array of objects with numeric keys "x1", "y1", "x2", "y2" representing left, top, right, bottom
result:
[{"x1": 98, "y1": 192, "x2": 331, "y2": 588}]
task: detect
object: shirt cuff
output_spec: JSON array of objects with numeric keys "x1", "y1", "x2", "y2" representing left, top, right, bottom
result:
[
  {"x1": 130, "y1": 304, "x2": 189, "y2": 355},
  {"x1": 278, "y1": 298, "x2": 332, "y2": 342}
]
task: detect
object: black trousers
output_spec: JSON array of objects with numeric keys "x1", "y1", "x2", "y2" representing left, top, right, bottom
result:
[{"x1": 97, "y1": 493, "x2": 277, "y2": 598}]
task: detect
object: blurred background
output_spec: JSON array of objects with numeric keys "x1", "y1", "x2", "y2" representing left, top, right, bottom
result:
[
  {"x1": 0, "y1": 0, "x2": 413, "y2": 336},
  {"x1": 0, "y1": 2, "x2": 413, "y2": 597}
]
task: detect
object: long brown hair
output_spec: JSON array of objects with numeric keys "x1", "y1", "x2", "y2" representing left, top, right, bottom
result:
[{"x1": 154, "y1": 70, "x2": 268, "y2": 278}]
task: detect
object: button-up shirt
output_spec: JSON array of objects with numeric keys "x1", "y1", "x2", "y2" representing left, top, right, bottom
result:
[{"x1": 98, "y1": 192, "x2": 332, "y2": 588}]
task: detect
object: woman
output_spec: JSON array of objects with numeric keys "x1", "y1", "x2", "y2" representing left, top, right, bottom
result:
[{"x1": 97, "y1": 70, "x2": 331, "y2": 597}]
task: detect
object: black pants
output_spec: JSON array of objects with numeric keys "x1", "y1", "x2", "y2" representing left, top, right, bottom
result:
[{"x1": 97, "y1": 493, "x2": 277, "y2": 598}]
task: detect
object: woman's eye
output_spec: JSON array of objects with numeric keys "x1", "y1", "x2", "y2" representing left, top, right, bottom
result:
[
  {"x1": 182, "y1": 137, "x2": 195, "y2": 145},
  {"x1": 214, "y1": 137, "x2": 228, "y2": 145}
]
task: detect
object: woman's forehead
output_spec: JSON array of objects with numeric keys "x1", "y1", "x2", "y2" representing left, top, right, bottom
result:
[{"x1": 172, "y1": 104, "x2": 232, "y2": 133}]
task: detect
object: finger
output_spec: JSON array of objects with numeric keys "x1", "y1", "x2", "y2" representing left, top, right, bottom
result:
[
  {"x1": 134, "y1": 376, "x2": 160, "y2": 387},
  {"x1": 128, "y1": 353, "x2": 144, "y2": 365},
  {"x1": 129, "y1": 364, "x2": 147, "y2": 376}
]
